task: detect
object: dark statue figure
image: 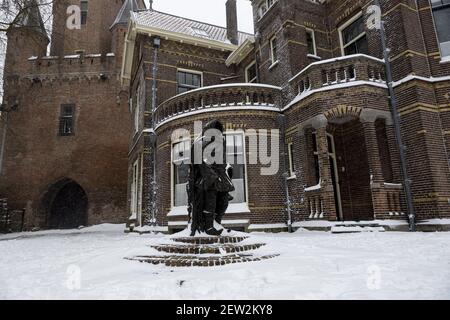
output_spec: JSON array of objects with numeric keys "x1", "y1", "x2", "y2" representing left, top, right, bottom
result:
[{"x1": 187, "y1": 120, "x2": 235, "y2": 236}]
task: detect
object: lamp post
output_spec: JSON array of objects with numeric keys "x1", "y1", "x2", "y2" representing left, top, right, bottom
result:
[
  {"x1": 148, "y1": 37, "x2": 160, "y2": 229},
  {"x1": 374, "y1": 0, "x2": 416, "y2": 231}
]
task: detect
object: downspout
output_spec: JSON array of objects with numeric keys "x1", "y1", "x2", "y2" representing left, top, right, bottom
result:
[
  {"x1": 277, "y1": 114, "x2": 293, "y2": 233},
  {"x1": 375, "y1": 0, "x2": 416, "y2": 231},
  {"x1": 149, "y1": 37, "x2": 160, "y2": 228},
  {"x1": 0, "y1": 112, "x2": 8, "y2": 175}
]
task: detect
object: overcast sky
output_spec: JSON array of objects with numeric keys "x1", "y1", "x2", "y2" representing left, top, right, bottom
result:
[{"x1": 145, "y1": 0, "x2": 255, "y2": 33}]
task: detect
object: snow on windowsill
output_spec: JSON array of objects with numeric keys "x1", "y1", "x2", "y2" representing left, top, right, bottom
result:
[
  {"x1": 305, "y1": 180, "x2": 321, "y2": 192},
  {"x1": 268, "y1": 60, "x2": 280, "y2": 70},
  {"x1": 307, "y1": 54, "x2": 321, "y2": 60},
  {"x1": 440, "y1": 56, "x2": 450, "y2": 64},
  {"x1": 133, "y1": 225, "x2": 168, "y2": 233},
  {"x1": 248, "y1": 223, "x2": 287, "y2": 230}
]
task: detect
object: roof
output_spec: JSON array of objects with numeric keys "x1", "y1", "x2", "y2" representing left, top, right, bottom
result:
[
  {"x1": 111, "y1": 0, "x2": 140, "y2": 29},
  {"x1": 131, "y1": 10, "x2": 254, "y2": 46},
  {"x1": 12, "y1": 0, "x2": 49, "y2": 41}
]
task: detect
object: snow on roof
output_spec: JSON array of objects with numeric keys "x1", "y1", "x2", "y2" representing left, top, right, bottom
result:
[{"x1": 131, "y1": 10, "x2": 254, "y2": 46}]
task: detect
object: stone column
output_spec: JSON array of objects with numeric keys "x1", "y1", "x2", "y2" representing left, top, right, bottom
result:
[
  {"x1": 360, "y1": 109, "x2": 389, "y2": 218},
  {"x1": 312, "y1": 115, "x2": 337, "y2": 220},
  {"x1": 385, "y1": 123, "x2": 402, "y2": 183}
]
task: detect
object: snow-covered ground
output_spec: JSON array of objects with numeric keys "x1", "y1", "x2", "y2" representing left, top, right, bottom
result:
[{"x1": 1, "y1": 224, "x2": 450, "y2": 300}]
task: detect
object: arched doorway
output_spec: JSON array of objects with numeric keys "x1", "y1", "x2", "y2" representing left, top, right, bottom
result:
[
  {"x1": 42, "y1": 179, "x2": 88, "y2": 229},
  {"x1": 328, "y1": 118, "x2": 374, "y2": 221}
]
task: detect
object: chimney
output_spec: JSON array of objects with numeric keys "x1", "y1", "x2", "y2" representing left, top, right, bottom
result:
[{"x1": 226, "y1": 0, "x2": 239, "y2": 45}]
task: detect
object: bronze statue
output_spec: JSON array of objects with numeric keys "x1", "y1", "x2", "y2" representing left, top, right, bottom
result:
[{"x1": 187, "y1": 120, "x2": 234, "y2": 236}]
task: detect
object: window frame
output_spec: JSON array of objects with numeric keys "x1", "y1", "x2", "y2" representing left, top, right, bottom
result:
[
  {"x1": 430, "y1": 0, "x2": 450, "y2": 60},
  {"x1": 170, "y1": 131, "x2": 249, "y2": 211},
  {"x1": 130, "y1": 159, "x2": 140, "y2": 220},
  {"x1": 245, "y1": 60, "x2": 257, "y2": 83},
  {"x1": 176, "y1": 68, "x2": 203, "y2": 95},
  {"x1": 80, "y1": 0, "x2": 88, "y2": 25},
  {"x1": 305, "y1": 27, "x2": 317, "y2": 56},
  {"x1": 287, "y1": 142, "x2": 296, "y2": 178},
  {"x1": 58, "y1": 104, "x2": 75, "y2": 136},
  {"x1": 134, "y1": 82, "x2": 141, "y2": 134},
  {"x1": 270, "y1": 36, "x2": 279, "y2": 65},
  {"x1": 171, "y1": 137, "x2": 192, "y2": 209},
  {"x1": 225, "y1": 131, "x2": 248, "y2": 205},
  {"x1": 338, "y1": 11, "x2": 367, "y2": 56}
]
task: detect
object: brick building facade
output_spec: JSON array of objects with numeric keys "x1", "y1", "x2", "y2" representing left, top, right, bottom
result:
[
  {"x1": 1, "y1": 0, "x2": 449, "y2": 232},
  {"x1": 122, "y1": 0, "x2": 449, "y2": 233}
]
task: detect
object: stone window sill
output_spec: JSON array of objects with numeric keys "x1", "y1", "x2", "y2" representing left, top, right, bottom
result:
[
  {"x1": 439, "y1": 56, "x2": 450, "y2": 64},
  {"x1": 307, "y1": 54, "x2": 322, "y2": 60},
  {"x1": 268, "y1": 60, "x2": 279, "y2": 71}
]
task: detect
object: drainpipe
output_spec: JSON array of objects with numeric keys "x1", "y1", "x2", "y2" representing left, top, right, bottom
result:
[
  {"x1": 149, "y1": 37, "x2": 160, "y2": 228},
  {"x1": 277, "y1": 114, "x2": 293, "y2": 233},
  {"x1": 0, "y1": 112, "x2": 8, "y2": 176},
  {"x1": 375, "y1": 0, "x2": 416, "y2": 231}
]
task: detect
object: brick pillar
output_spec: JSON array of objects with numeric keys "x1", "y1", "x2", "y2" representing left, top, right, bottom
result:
[
  {"x1": 297, "y1": 129, "x2": 310, "y2": 219},
  {"x1": 313, "y1": 117, "x2": 337, "y2": 220},
  {"x1": 362, "y1": 120, "x2": 384, "y2": 185},
  {"x1": 361, "y1": 119, "x2": 386, "y2": 218},
  {"x1": 385, "y1": 124, "x2": 402, "y2": 183}
]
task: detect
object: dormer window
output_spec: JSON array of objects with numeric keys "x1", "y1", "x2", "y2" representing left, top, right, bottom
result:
[{"x1": 191, "y1": 27, "x2": 210, "y2": 39}]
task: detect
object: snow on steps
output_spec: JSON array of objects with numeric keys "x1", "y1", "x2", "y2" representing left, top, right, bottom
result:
[
  {"x1": 126, "y1": 227, "x2": 278, "y2": 267},
  {"x1": 331, "y1": 223, "x2": 386, "y2": 234}
]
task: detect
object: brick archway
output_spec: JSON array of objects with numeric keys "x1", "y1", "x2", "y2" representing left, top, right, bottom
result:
[{"x1": 41, "y1": 178, "x2": 88, "y2": 229}]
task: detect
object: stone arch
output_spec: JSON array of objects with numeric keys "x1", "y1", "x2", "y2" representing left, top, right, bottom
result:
[
  {"x1": 40, "y1": 178, "x2": 88, "y2": 229},
  {"x1": 324, "y1": 105, "x2": 362, "y2": 123}
]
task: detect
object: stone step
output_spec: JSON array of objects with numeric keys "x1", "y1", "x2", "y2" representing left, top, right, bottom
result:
[
  {"x1": 331, "y1": 225, "x2": 386, "y2": 234},
  {"x1": 151, "y1": 243, "x2": 265, "y2": 255},
  {"x1": 126, "y1": 253, "x2": 279, "y2": 267},
  {"x1": 171, "y1": 236, "x2": 248, "y2": 245}
]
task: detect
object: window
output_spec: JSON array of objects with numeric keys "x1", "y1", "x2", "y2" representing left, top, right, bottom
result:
[
  {"x1": 339, "y1": 13, "x2": 368, "y2": 56},
  {"x1": 59, "y1": 104, "x2": 75, "y2": 136},
  {"x1": 245, "y1": 61, "x2": 257, "y2": 83},
  {"x1": 431, "y1": 0, "x2": 450, "y2": 59},
  {"x1": 80, "y1": 0, "x2": 88, "y2": 25},
  {"x1": 306, "y1": 28, "x2": 317, "y2": 56},
  {"x1": 171, "y1": 133, "x2": 247, "y2": 207},
  {"x1": 258, "y1": 0, "x2": 278, "y2": 19},
  {"x1": 288, "y1": 143, "x2": 295, "y2": 177},
  {"x1": 172, "y1": 139, "x2": 191, "y2": 207},
  {"x1": 130, "y1": 159, "x2": 141, "y2": 220},
  {"x1": 177, "y1": 70, "x2": 202, "y2": 94},
  {"x1": 134, "y1": 83, "x2": 142, "y2": 134},
  {"x1": 226, "y1": 133, "x2": 246, "y2": 204},
  {"x1": 312, "y1": 132, "x2": 320, "y2": 185},
  {"x1": 191, "y1": 27, "x2": 210, "y2": 39},
  {"x1": 270, "y1": 36, "x2": 278, "y2": 64}
]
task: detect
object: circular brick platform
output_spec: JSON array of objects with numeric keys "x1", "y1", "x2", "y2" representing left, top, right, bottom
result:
[
  {"x1": 126, "y1": 235, "x2": 278, "y2": 267},
  {"x1": 126, "y1": 253, "x2": 279, "y2": 267},
  {"x1": 171, "y1": 236, "x2": 249, "y2": 245},
  {"x1": 151, "y1": 243, "x2": 265, "y2": 254}
]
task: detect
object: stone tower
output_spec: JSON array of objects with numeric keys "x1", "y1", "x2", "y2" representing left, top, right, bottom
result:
[{"x1": 0, "y1": 0, "x2": 145, "y2": 230}]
